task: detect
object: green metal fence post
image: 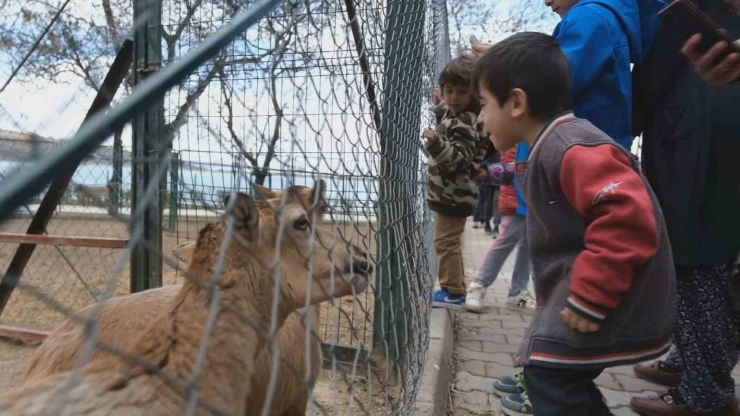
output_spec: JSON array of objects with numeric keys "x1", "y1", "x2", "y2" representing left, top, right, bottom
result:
[
  {"x1": 373, "y1": 0, "x2": 427, "y2": 369},
  {"x1": 168, "y1": 152, "x2": 179, "y2": 231},
  {"x1": 109, "y1": 128, "x2": 124, "y2": 216},
  {"x1": 131, "y1": 0, "x2": 165, "y2": 293}
]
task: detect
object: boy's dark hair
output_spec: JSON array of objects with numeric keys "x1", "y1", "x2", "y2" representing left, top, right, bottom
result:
[
  {"x1": 472, "y1": 32, "x2": 572, "y2": 120},
  {"x1": 439, "y1": 54, "x2": 477, "y2": 88}
]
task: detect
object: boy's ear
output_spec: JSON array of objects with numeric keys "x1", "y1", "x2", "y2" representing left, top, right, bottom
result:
[{"x1": 509, "y1": 88, "x2": 528, "y2": 118}]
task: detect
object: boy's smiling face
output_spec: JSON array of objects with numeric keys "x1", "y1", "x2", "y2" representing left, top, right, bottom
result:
[
  {"x1": 442, "y1": 83, "x2": 473, "y2": 114},
  {"x1": 544, "y1": 0, "x2": 579, "y2": 17},
  {"x1": 476, "y1": 81, "x2": 518, "y2": 151}
]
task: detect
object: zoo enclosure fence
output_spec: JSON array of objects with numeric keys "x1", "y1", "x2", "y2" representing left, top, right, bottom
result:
[{"x1": 0, "y1": 0, "x2": 450, "y2": 413}]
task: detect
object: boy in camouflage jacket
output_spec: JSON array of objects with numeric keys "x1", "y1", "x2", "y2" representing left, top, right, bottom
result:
[{"x1": 424, "y1": 55, "x2": 489, "y2": 310}]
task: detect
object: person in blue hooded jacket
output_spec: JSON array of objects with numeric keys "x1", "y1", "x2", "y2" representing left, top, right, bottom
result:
[{"x1": 471, "y1": 0, "x2": 665, "y2": 414}]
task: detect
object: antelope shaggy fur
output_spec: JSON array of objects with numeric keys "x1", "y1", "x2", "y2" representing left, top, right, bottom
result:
[
  {"x1": 23, "y1": 183, "x2": 351, "y2": 416},
  {"x1": 0, "y1": 183, "x2": 371, "y2": 416}
]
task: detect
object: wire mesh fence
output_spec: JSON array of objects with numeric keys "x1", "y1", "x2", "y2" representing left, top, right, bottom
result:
[{"x1": 0, "y1": 0, "x2": 450, "y2": 413}]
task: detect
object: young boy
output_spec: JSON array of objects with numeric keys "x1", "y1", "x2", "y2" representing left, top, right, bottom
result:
[
  {"x1": 472, "y1": 0, "x2": 666, "y2": 404},
  {"x1": 465, "y1": 147, "x2": 535, "y2": 313},
  {"x1": 425, "y1": 55, "x2": 489, "y2": 310},
  {"x1": 473, "y1": 32, "x2": 676, "y2": 415}
]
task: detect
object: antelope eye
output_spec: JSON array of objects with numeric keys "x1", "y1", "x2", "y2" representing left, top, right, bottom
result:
[{"x1": 294, "y1": 216, "x2": 310, "y2": 231}]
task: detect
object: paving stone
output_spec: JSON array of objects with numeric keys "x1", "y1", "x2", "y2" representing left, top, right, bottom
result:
[
  {"x1": 458, "y1": 332, "x2": 507, "y2": 343},
  {"x1": 455, "y1": 371, "x2": 496, "y2": 392},
  {"x1": 482, "y1": 342, "x2": 519, "y2": 354},
  {"x1": 477, "y1": 314, "x2": 524, "y2": 322},
  {"x1": 460, "y1": 318, "x2": 502, "y2": 329},
  {"x1": 453, "y1": 392, "x2": 501, "y2": 414},
  {"x1": 455, "y1": 393, "x2": 502, "y2": 416},
  {"x1": 456, "y1": 391, "x2": 488, "y2": 406},
  {"x1": 501, "y1": 320, "x2": 530, "y2": 329},
  {"x1": 614, "y1": 374, "x2": 667, "y2": 393},
  {"x1": 454, "y1": 409, "x2": 480, "y2": 416},
  {"x1": 505, "y1": 334, "x2": 523, "y2": 344},
  {"x1": 458, "y1": 360, "x2": 488, "y2": 377},
  {"x1": 486, "y1": 362, "x2": 518, "y2": 379},
  {"x1": 478, "y1": 328, "x2": 527, "y2": 336},
  {"x1": 599, "y1": 387, "x2": 657, "y2": 408},
  {"x1": 457, "y1": 348, "x2": 513, "y2": 365},
  {"x1": 594, "y1": 372, "x2": 622, "y2": 390},
  {"x1": 459, "y1": 341, "x2": 483, "y2": 351},
  {"x1": 489, "y1": 307, "x2": 518, "y2": 316},
  {"x1": 460, "y1": 314, "x2": 478, "y2": 322},
  {"x1": 479, "y1": 327, "x2": 526, "y2": 336}
]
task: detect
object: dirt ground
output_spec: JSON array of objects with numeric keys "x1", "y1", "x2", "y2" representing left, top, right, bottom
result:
[{"x1": 0, "y1": 216, "x2": 377, "y2": 347}]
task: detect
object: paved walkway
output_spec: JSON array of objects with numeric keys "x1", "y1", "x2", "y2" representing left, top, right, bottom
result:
[{"x1": 448, "y1": 219, "x2": 740, "y2": 415}]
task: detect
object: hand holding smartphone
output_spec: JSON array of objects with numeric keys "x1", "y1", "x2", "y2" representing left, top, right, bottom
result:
[{"x1": 659, "y1": 0, "x2": 740, "y2": 64}]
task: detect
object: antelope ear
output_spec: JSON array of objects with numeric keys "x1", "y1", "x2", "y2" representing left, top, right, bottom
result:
[
  {"x1": 253, "y1": 184, "x2": 276, "y2": 200},
  {"x1": 227, "y1": 193, "x2": 259, "y2": 242},
  {"x1": 311, "y1": 179, "x2": 327, "y2": 204},
  {"x1": 172, "y1": 241, "x2": 196, "y2": 264}
]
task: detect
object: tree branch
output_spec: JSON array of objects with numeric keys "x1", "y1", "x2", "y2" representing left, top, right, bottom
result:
[
  {"x1": 101, "y1": 0, "x2": 120, "y2": 48},
  {"x1": 163, "y1": 56, "x2": 223, "y2": 140},
  {"x1": 60, "y1": 25, "x2": 100, "y2": 90},
  {"x1": 218, "y1": 73, "x2": 259, "y2": 167}
]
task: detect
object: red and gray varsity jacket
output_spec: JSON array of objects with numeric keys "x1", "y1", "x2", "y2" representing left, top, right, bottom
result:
[{"x1": 514, "y1": 113, "x2": 676, "y2": 369}]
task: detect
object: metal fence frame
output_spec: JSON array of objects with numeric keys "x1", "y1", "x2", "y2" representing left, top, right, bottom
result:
[{"x1": 0, "y1": 0, "x2": 451, "y2": 412}]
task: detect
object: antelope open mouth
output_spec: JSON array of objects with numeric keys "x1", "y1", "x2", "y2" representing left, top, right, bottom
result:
[{"x1": 346, "y1": 255, "x2": 372, "y2": 294}]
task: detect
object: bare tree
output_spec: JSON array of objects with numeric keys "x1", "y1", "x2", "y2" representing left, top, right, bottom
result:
[
  {"x1": 446, "y1": 0, "x2": 556, "y2": 56},
  {"x1": 0, "y1": 0, "x2": 302, "y2": 144},
  {"x1": 447, "y1": 0, "x2": 496, "y2": 56}
]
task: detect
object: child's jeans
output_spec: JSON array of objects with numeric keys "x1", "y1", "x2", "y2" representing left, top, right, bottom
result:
[
  {"x1": 473, "y1": 214, "x2": 530, "y2": 296},
  {"x1": 435, "y1": 214, "x2": 467, "y2": 295},
  {"x1": 524, "y1": 365, "x2": 612, "y2": 416}
]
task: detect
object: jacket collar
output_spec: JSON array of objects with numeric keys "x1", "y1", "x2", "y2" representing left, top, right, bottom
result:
[{"x1": 527, "y1": 111, "x2": 576, "y2": 161}]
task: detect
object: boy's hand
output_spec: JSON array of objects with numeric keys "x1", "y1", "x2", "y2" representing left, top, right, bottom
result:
[
  {"x1": 474, "y1": 169, "x2": 488, "y2": 181},
  {"x1": 683, "y1": 34, "x2": 740, "y2": 86},
  {"x1": 432, "y1": 89, "x2": 442, "y2": 105},
  {"x1": 560, "y1": 307, "x2": 600, "y2": 333},
  {"x1": 471, "y1": 43, "x2": 492, "y2": 57},
  {"x1": 421, "y1": 127, "x2": 437, "y2": 141},
  {"x1": 422, "y1": 127, "x2": 436, "y2": 148}
]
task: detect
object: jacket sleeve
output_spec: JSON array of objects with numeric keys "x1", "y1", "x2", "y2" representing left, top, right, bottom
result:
[
  {"x1": 433, "y1": 101, "x2": 448, "y2": 125},
  {"x1": 559, "y1": 144, "x2": 658, "y2": 322},
  {"x1": 483, "y1": 162, "x2": 516, "y2": 186},
  {"x1": 426, "y1": 112, "x2": 482, "y2": 173},
  {"x1": 556, "y1": 6, "x2": 614, "y2": 96}
]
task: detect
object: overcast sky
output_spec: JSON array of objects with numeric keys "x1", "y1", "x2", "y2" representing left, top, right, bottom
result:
[{"x1": 0, "y1": 0, "x2": 555, "y2": 181}]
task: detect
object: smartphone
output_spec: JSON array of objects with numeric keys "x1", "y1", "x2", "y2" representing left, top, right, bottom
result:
[
  {"x1": 659, "y1": 0, "x2": 740, "y2": 62},
  {"x1": 469, "y1": 35, "x2": 480, "y2": 46}
]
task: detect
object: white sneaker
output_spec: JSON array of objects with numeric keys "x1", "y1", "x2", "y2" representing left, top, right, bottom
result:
[
  {"x1": 506, "y1": 290, "x2": 536, "y2": 314},
  {"x1": 465, "y1": 281, "x2": 487, "y2": 312}
]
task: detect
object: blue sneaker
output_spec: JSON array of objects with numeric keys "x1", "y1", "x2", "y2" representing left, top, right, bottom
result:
[
  {"x1": 492, "y1": 372, "x2": 526, "y2": 397},
  {"x1": 500, "y1": 391, "x2": 533, "y2": 416},
  {"x1": 432, "y1": 288, "x2": 465, "y2": 310}
]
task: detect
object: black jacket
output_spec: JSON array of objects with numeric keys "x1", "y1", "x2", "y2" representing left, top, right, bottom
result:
[
  {"x1": 632, "y1": 0, "x2": 740, "y2": 266},
  {"x1": 477, "y1": 145, "x2": 500, "y2": 187}
]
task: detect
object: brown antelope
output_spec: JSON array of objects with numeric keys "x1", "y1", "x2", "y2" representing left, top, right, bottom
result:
[{"x1": 0, "y1": 184, "x2": 371, "y2": 415}]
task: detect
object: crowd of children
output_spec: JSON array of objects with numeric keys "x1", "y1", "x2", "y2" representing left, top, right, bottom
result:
[{"x1": 425, "y1": 0, "x2": 740, "y2": 414}]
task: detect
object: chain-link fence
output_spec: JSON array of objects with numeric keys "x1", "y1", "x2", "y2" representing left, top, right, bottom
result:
[{"x1": 0, "y1": 0, "x2": 450, "y2": 413}]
